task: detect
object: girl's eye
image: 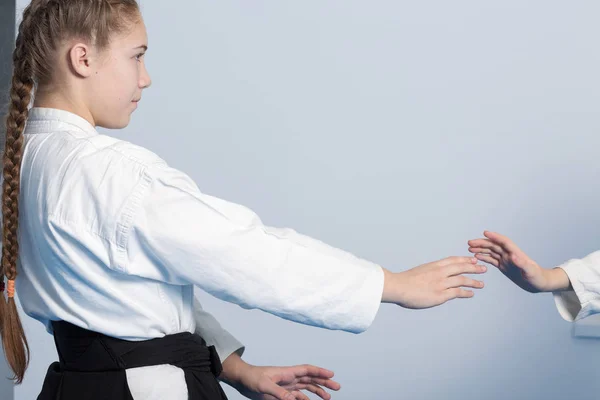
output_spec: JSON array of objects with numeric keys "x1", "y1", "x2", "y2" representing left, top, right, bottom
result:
[{"x1": 135, "y1": 53, "x2": 145, "y2": 61}]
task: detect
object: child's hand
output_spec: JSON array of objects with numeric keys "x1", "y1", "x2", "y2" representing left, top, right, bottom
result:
[
  {"x1": 221, "y1": 353, "x2": 340, "y2": 400},
  {"x1": 382, "y1": 257, "x2": 486, "y2": 308},
  {"x1": 237, "y1": 364, "x2": 340, "y2": 400},
  {"x1": 468, "y1": 231, "x2": 554, "y2": 293}
]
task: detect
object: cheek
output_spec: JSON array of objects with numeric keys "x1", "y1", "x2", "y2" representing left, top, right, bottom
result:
[
  {"x1": 105, "y1": 61, "x2": 138, "y2": 99},
  {"x1": 116, "y1": 65, "x2": 138, "y2": 95},
  {"x1": 91, "y1": 64, "x2": 125, "y2": 99}
]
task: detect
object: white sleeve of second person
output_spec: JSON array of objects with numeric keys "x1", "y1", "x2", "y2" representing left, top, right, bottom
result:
[
  {"x1": 115, "y1": 163, "x2": 385, "y2": 334},
  {"x1": 552, "y1": 250, "x2": 600, "y2": 322}
]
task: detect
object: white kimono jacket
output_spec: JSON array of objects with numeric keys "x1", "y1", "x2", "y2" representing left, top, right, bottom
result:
[{"x1": 7, "y1": 107, "x2": 384, "y2": 399}]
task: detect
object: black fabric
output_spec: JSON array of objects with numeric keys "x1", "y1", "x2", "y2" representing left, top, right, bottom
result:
[{"x1": 37, "y1": 320, "x2": 228, "y2": 400}]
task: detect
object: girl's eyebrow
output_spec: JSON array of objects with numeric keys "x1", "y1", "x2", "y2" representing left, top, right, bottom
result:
[{"x1": 133, "y1": 45, "x2": 148, "y2": 51}]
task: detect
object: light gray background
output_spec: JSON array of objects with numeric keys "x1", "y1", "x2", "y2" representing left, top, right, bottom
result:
[{"x1": 7, "y1": 1, "x2": 600, "y2": 399}]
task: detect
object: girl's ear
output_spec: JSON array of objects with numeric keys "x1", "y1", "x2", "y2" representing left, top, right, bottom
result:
[{"x1": 68, "y1": 43, "x2": 96, "y2": 78}]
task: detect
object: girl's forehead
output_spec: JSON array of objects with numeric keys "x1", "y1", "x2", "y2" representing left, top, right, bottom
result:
[{"x1": 113, "y1": 21, "x2": 148, "y2": 48}]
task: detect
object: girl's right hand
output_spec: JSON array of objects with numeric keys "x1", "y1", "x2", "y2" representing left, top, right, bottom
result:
[{"x1": 382, "y1": 256, "x2": 487, "y2": 309}]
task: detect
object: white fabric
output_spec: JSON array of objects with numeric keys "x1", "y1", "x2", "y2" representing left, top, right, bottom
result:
[
  {"x1": 7, "y1": 107, "x2": 384, "y2": 398},
  {"x1": 553, "y1": 251, "x2": 600, "y2": 321}
]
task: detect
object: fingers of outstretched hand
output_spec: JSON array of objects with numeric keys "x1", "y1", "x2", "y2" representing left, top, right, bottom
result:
[
  {"x1": 467, "y1": 242, "x2": 502, "y2": 255},
  {"x1": 291, "y1": 365, "x2": 333, "y2": 379},
  {"x1": 483, "y1": 231, "x2": 519, "y2": 252},
  {"x1": 290, "y1": 391, "x2": 310, "y2": 400},
  {"x1": 443, "y1": 288, "x2": 474, "y2": 302},
  {"x1": 257, "y1": 374, "x2": 297, "y2": 400},
  {"x1": 474, "y1": 254, "x2": 499, "y2": 267},
  {"x1": 267, "y1": 383, "x2": 297, "y2": 400},
  {"x1": 297, "y1": 376, "x2": 340, "y2": 390},
  {"x1": 445, "y1": 275, "x2": 484, "y2": 289},
  {"x1": 295, "y1": 384, "x2": 332, "y2": 400},
  {"x1": 445, "y1": 262, "x2": 487, "y2": 277},
  {"x1": 468, "y1": 239, "x2": 505, "y2": 255},
  {"x1": 437, "y1": 256, "x2": 477, "y2": 267}
]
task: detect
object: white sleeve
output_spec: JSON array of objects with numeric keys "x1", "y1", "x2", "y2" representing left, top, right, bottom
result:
[
  {"x1": 552, "y1": 250, "x2": 600, "y2": 321},
  {"x1": 117, "y1": 163, "x2": 384, "y2": 334},
  {"x1": 192, "y1": 292, "x2": 245, "y2": 362}
]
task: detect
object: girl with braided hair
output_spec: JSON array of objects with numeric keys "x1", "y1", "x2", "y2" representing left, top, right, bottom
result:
[{"x1": 3, "y1": 0, "x2": 487, "y2": 398}]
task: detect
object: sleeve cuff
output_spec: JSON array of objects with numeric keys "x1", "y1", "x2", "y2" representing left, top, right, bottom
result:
[
  {"x1": 196, "y1": 327, "x2": 246, "y2": 363},
  {"x1": 216, "y1": 344, "x2": 245, "y2": 364},
  {"x1": 347, "y1": 265, "x2": 384, "y2": 333},
  {"x1": 553, "y1": 290, "x2": 582, "y2": 322},
  {"x1": 552, "y1": 263, "x2": 597, "y2": 322}
]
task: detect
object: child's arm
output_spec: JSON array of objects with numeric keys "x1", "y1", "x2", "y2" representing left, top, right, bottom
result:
[
  {"x1": 118, "y1": 163, "x2": 486, "y2": 334},
  {"x1": 192, "y1": 297, "x2": 339, "y2": 400}
]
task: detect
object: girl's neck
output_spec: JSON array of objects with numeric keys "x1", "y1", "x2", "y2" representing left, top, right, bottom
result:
[{"x1": 33, "y1": 89, "x2": 96, "y2": 127}]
